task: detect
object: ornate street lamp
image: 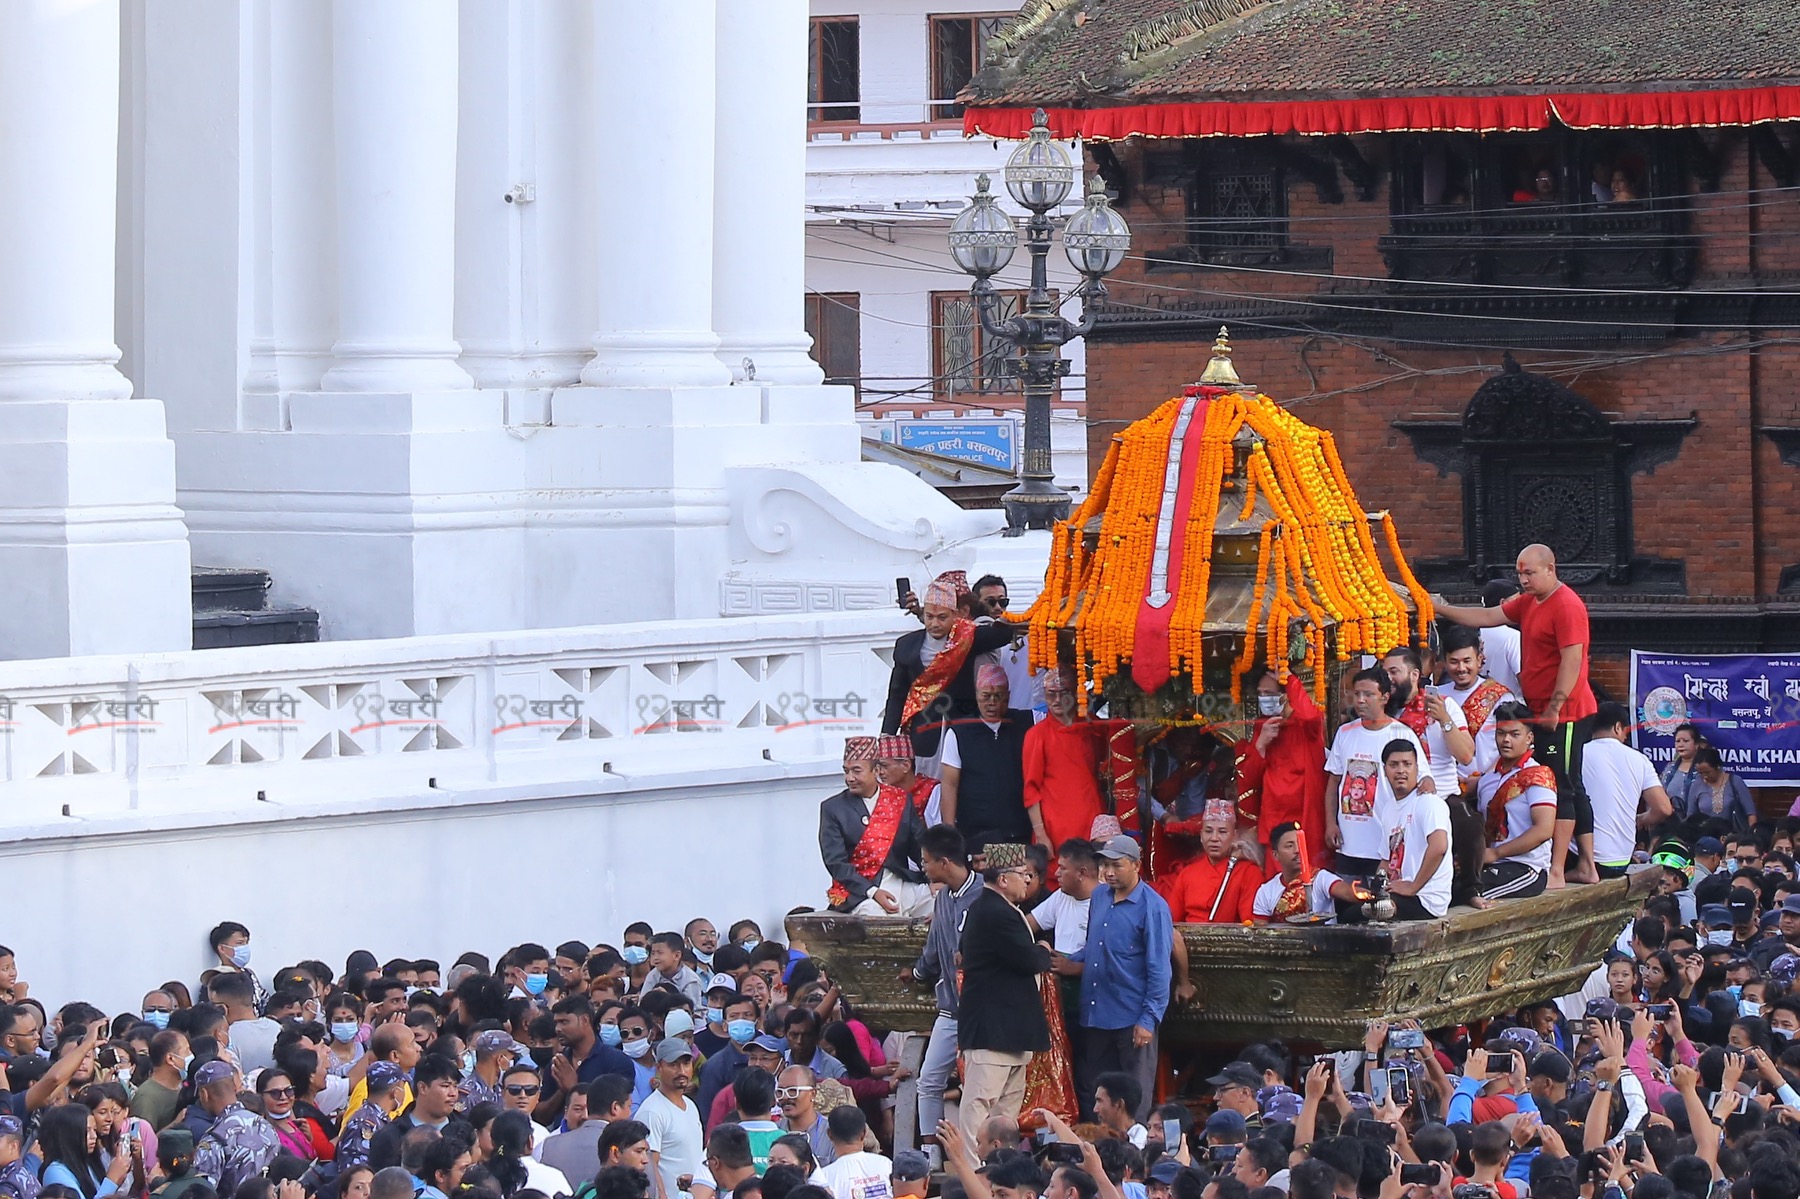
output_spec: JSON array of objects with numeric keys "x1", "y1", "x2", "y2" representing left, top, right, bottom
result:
[{"x1": 949, "y1": 108, "x2": 1131, "y2": 536}]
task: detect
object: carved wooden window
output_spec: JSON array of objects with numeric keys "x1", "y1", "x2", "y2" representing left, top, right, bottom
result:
[{"x1": 1188, "y1": 144, "x2": 1288, "y2": 264}]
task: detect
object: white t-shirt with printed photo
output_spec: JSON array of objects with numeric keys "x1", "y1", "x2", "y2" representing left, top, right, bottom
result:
[
  {"x1": 1326, "y1": 719, "x2": 1425, "y2": 861},
  {"x1": 1379, "y1": 788, "x2": 1454, "y2": 916}
]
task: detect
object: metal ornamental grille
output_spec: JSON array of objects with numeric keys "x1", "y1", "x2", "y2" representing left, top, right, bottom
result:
[{"x1": 1207, "y1": 171, "x2": 1280, "y2": 250}]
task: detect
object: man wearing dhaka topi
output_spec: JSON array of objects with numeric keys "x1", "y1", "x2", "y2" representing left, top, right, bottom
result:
[
  {"x1": 882, "y1": 571, "x2": 1019, "y2": 763},
  {"x1": 820, "y1": 736, "x2": 933, "y2": 917}
]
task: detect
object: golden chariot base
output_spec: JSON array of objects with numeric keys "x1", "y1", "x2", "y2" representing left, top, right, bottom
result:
[{"x1": 788, "y1": 870, "x2": 1656, "y2": 1049}]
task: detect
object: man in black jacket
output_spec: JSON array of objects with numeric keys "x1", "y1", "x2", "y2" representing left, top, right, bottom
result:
[
  {"x1": 882, "y1": 571, "x2": 1018, "y2": 760},
  {"x1": 941, "y1": 664, "x2": 1035, "y2": 853},
  {"x1": 819, "y1": 736, "x2": 930, "y2": 915},
  {"x1": 955, "y1": 842, "x2": 1050, "y2": 1150},
  {"x1": 368, "y1": 1054, "x2": 468, "y2": 1170}
]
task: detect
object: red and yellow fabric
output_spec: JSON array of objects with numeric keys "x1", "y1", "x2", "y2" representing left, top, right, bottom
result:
[
  {"x1": 826, "y1": 783, "x2": 911, "y2": 908},
  {"x1": 965, "y1": 86, "x2": 1800, "y2": 142},
  {"x1": 898, "y1": 617, "x2": 976, "y2": 729},
  {"x1": 1461, "y1": 679, "x2": 1512, "y2": 735},
  {"x1": 1483, "y1": 762, "x2": 1558, "y2": 849}
]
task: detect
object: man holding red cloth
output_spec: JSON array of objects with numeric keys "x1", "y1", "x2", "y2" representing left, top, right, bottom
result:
[
  {"x1": 1023, "y1": 668, "x2": 1106, "y2": 853},
  {"x1": 1235, "y1": 669, "x2": 1327, "y2": 874},
  {"x1": 820, "y1": 736, "x2": 932, "y2": 917}
]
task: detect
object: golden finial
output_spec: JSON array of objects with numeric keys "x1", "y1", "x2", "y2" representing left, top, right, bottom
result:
[{"x1": 1198, "y1": 325, "x2": 1242, "y2": 387}]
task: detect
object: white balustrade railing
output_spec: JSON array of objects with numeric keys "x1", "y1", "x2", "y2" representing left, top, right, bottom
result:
[{"x1": 0, "y1": 611, "x2": 910, "y2": 833}]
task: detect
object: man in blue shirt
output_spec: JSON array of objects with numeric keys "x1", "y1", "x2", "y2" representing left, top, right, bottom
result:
[{"x1": 1065, "y1": 835, "x2": 1172, "y2": 1123}]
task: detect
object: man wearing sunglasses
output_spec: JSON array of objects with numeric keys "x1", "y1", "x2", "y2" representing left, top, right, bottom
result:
[
  {"x1": 973, "y1": 575, "x2": 1044, "y2": 717},
  {"x1": 501, "y1": 1062, "x2": 551, "y2": 1153}
]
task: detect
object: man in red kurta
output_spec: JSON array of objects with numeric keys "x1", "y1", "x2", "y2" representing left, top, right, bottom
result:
[
  {"x1": 1235, "y1": 670, "x2": 1327, "y2": 876},
  {"x1": 1023, "y1": 668, "x2": 1106, "y2": 853},
  {"x1": 1164, "y1": 800, "x2": 1259, "y2": 923}
]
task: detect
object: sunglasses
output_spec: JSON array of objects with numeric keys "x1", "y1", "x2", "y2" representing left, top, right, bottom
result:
[
  {"x1": 983, "y1": 595, "x2": 1008, "y2": 609},
  {"x1": 505, "y1": 1084, "x2": 541, "y2": 1097},
  {"x1": 1737, "y1": 856, "x2": 1760, "y2": 864},
  {"x1": 775, "y1": 1086, "x2": 813, "y2": 1100},
  {"x1": 262, "y1": 1087, "x2": 296, "y2": 1100},
  {"x1": 142, "y1": 1007, "x2": 174, "y2": 1015}
]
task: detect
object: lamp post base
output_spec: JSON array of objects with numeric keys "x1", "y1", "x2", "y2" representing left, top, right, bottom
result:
[{"x1": 1001, "y1": 479, "x2": 1072, "y2": 537}]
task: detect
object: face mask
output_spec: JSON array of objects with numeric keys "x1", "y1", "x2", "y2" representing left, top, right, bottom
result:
[
  {"x1": 621, "y1": 1036, "x2": 650, "y2": 1060},
  {"x1": 1775, "y1": 1027, "x2": 1794, "y2": 1042},
  {"x1": 622, "y1": 945, "x2": 649, "y2": 966},
  {"x1": 267, "y1": 1107, "x2": 292, "y2": 1120},
  {"x1": 1742, "y1": 1000, "x2": 1764, "y2": 1017},
  {"x1": 728, "y1": 1020, "x2": 757, "y2": 1045},
  {"x1": 693, "y1": 949, "x2": 714, "y2": 966},
  {"x1": 529, "y1": 1046, "x2": 558, "y2": 1069},
  {"x1": 1257, "y1": 695, "x2": 1283, "y2": 717},
  {"x1": 142, "y1": 1010, "x2": 170, "y2": 1031},
  {"x1": 230, "y1": 944, "x2": 253, "y2": 968},
  {"x1": 1707, "y1": 930, "x2": 1734, "y2": 947},
  {"x1": 705, "y1": 1007, "x2": 725, "y2": 1025},
  {"x1": 405, "y1": 987, "x2": 419, "y2": 999},
  {"x1": 739, "y1": 938, "x2": 760, "y2": 952},
  {"x1": 600, "y1": 1024, "x2": 623, "y2": 1048},
  {"x1": 330, "y1": 1022, "x2": 360, "y2": 1044},
  {"x1": 179, "y1": 1054, "x2": 194, "y2": 1078},
  {"x1": 524, "y1": 973, "x2": 549, "y2": 996},
  {"x1": 462, "y1": 1050, "x2": 477, "y2": 1076}
]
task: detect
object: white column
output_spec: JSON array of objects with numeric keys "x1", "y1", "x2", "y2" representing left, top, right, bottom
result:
[
  {"x1": 711, "y1": 0, "x2": 824, "y2": 385},
  {"x1": 580, "y1": 0, "x2": 730, "y2": 389},
  {"x1": 320, "y1": 0, "x2": 472, "y2": 393},
  {"x1": 0, "y1": 0, "x2": 190, "y2": 656}
]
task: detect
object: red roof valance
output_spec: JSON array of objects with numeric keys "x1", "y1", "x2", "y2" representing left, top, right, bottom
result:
[{"x1": 963, "y1": 85, "x2": 1800, "y2": 140}]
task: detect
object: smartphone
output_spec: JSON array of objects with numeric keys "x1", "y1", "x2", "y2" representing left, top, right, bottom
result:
[
  {"x1": 1207, "y1": 1145, "x2": 1241, "y2": 1162},
  {"x1": 1388, "y1": 1028, "x2": 1426, "y2": 1051},
  {"x1": 1400, "y1": 1164, "x2": 1441, "y2": 1187},
  {"x1": 1162, "y1": 1118, "x2": 1181, "y2": 1149},
  {"x1": 895, "y1": 577, "x2": 911, "y2": 605},
  {"x1": 1035, "y1": 1127, "x2": 1053, "y2": 1147},
  {"x1": 1387, "y1": 1066, "x2": 1412, "y2": 1107},
  {"x1": 1624, "y1": 1132, "x2": 1645, "y2": 1162},
  {"x1": 1648, "y1": 1003, "x2": 1674, "y2": 1020},
  {"x1": 1364, "y1": 1122, "x2": 1398, "y2": 1147},
  {"x1": 1486, "y1": 1051, "x2": 1518, "y2": 1078}
]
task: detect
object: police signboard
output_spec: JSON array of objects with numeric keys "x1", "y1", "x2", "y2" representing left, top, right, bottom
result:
[{"x1": 896, "y1": 420, "x2": 1017, "y2": 472}]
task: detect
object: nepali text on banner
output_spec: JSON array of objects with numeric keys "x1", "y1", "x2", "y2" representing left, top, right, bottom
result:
[{"x1": 1630, "y1": 650, "x2": 1800, "y2": 787}]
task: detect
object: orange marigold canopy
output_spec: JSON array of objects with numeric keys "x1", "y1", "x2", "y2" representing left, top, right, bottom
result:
[{"x1": 1013, "y1": 330, "x2": 1433, "y2": 712}]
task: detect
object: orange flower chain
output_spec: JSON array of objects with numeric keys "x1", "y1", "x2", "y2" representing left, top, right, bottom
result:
[{"x1": 1011, "y1": 391, "x2": 1435, "y2": 712}]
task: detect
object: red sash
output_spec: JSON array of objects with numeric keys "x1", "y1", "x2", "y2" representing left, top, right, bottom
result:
[
  {"x1": 900, "y1": 618, "x2": 976, "y2": 729},
  {"x1": 907, "y1": 775, "x2": 938, "y2": 814},
  {"x1": 1485, "y1": 759, "x2": 1557, "y2": 848},
  {"x1": 1271, "y1": 877, "x2": 1310, "y2": 920},
  {"x1": 1462, "y1": 679, "x2": 1511, "y2": 733},
  {"x1": 827, "y1": 784, "x2": 909, "y2": 908},
  {"x1": 1395, "y1": 694, "x2": 1433, "y2": 759}
]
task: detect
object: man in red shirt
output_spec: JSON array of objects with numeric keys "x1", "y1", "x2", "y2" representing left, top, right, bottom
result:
[
  {"x1": 1164, "y1": 799, "x2": 1258, "y2": 923},
  {"x1": 1436, "y1": 543, "x2": 1599, "y2": 889},
  {"x1": 1022, "y1": 668, "x2": 1106, "y2": 855}
]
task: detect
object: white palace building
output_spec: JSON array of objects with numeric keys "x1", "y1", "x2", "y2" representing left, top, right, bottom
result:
[{"x1": 0, "y1": 0, "x2": 1019, "y2": 1010}]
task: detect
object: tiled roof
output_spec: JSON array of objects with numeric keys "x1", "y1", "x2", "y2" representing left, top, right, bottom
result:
[{"x1": 967, "y1": 0, "x2": 1800, "y2": 108}]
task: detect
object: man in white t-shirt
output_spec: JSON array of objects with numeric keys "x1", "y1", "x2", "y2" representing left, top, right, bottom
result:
[
  {"x1": 1440, "y1": 630, "x2": 1515, "y2": 781},
  {"x1": 1029, "y1": 840, "x2": 1097, "y2": 955},
  {"x1": 1377, "y1": 741, "x2": 1453, "y2": 919},
  {"x1": 1583, "y1": 701, "x2": 1673, "y2": 879},
  {"x1": 1252, "y1": 822, "x2": 1348, "y2": 922},
  {"x1": 1474, "y1": 702, "x2": 1559, "y2": 905},
  {"x1": 1380, "y1": 646, "x2": 1473, "y2": 797},
  {"x1": 811, "y1": 1105, "x2": 892, "y2": 1199},
  {"x1": 637, "y1": 1040, "x2": 704, "y2": 1199},
  {"x1": 1326, "y1": 668, "x2": 1426, "y2": 876}
]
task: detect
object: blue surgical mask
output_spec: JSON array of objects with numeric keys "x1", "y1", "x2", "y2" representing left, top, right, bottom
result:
[
  {"x1": 1775, "y1": 1026, "x2": 1793, "y2": 1042},
  {"x1": 739, "y1": 938, "x2": 760, "y2": 952},
  {"x1": 1257, "y1": 695, "x2": 1283, "y2": 717},
  {"x1": 622, "y1": 945, "x2": 649, "y2": 966},
  {"x1": 180, "y1": 1054, "x2": 194, "y2": 1078},
  {"x1": 230, "y1": 944, "x2": 253, "y2": 968},
  {"x1": 622, "y1": 1037, "x2": 650, "y2": 1060},
  {"x1": 524, "y1": 972, "x2": 549, "y2": 996},
  {"x1": 706, "y1": 1007, "x2": 725, "y2": 1025},
  {"x1": 142, "y1": 1010, "x2": 170, "y2": 1031},
  {"x1": 1708, "y1": 930, "x2": 1734, "y2": 947},
  {"x1": 599, "y1": 1024, "x2": 623, "y2": 1048},
  {"x1": 693, "y1": 949, "x2": 715, "y2": 967},
  {"x1": 330, "y1": 1022, "x2": 360, "y2": 1044},
  {"x1": 1742, "y1": 1000, "x2": 1764, "y2": 1017},
  {"x1": 462, "y1": 1050, "x2": 477, "y2": 1076},
  {"x1": 727, "y1": 1020, "x2": 757, "y2": 1045}
]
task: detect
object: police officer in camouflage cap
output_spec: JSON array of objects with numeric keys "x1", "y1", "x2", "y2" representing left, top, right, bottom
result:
[
  {"x1": 0, "y1": 1116, "x2": 37, "y2": 1199},
  {"x1": 336, "y1": 1061, "x2": 408, "y2": 1171},
  {"x1": 191, "y1": 1059, "x2": 280, "y2": 1197}
]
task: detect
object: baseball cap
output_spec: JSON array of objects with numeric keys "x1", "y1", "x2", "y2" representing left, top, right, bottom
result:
[
  {"x1": 705, "y1": 975, "x2": 739, "y2": 995},
  {"x1": 1584, "y1": 996, "x2": 1623, "y2": 1022},
  {"x1": 0, "y1": 1115, "x2": 20, "y2": 1140},
  {"x1": 1699, "y1": 904, "x2": 1733, "y2": 926},
  {"x1": 892, "y1": 1150, "x2": 931, "y2": 1182},
  {"x1": 1772, "y1": 954, "x2": 1800, "y2": 988},
  {"x1": 1204, "y1": 1109, "x2": 1247, "y2": 1138},
  {"x1": 1491, "y1": 1027, "x2": 1542, "y2": 1058},
  {"x1": 474, "y1": 1029, "x2": 530, "y2": 1056},
  {"x1": 1780, "y1": 895, "x2": 1800, "y2": 917},
  {"x1": 1257, "y1": 1084, "x2": 1303, "y2": 1124},
  {"x1": 1206, "y1": 1062, "x2": 1262, "y2": 1090},
  {"x1": 1696, "y1": 837, "x2": 1725, "y2": 856},
  {"x1": 1729, "y1": 892, "x2": 1758, "y2": 920},
  {"x1": 367, "y1": 1061, "x2": 406, "y2": 1091},
  {"x1": 193, "y1": 1060, "x2": 236, "y2": 1087},
  {"x1": 1527, "y1": 1050, "x2": 1572, "y2": 1083},
  {"x1": 1147, "y1": 1161, "x2": 1182, "y2": 1186},
  {"x1": 654, "y1": 1038, "x2": 695, "y2": 1064},
  {"x1": 1097, "y1": 835, "x2": 1141, "y2": 862},
  {"x1": 749, "y1": 1034, "x2": 787, "y2": 1054},
  {"x1": 662, "y1": 1010, "x2": 696, "y2": 1037}
]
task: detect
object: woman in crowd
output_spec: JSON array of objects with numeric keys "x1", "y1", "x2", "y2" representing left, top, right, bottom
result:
[
  {"x1": 1661, "y1": 724, "x2": 1707, "y2": 817},
  {"x1": 82, "y1": 1083, "x2": 154, "y2": 1196},
  {"x1": 38, "y1": 1102, "x2": 135, "y2": 1199},
  {"x1": 322, "y1": 993, "x2": 365, "y2": 1076},
  {"x1": 1688, "y1": 747, "x2": 1757, "y2": 830},
  {"x1": 255, "y1": 1068, "x2": 333, "y2": 1164},
  {"x1": 490, "y1": 1110, "x2": 568, "y2": 1198},
  {"x1": 767, "y1": 1134, "x2": 816, "y2": 1177}
]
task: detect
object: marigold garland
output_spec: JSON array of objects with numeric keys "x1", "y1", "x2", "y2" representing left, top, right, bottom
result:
[{"x1": 1026, "y1": 390, "x2": 1435, "y2": 711}]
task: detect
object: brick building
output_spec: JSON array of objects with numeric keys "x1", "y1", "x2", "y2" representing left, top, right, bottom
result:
[{"x1": 964, "y1": 0, "x2": 1800, "y2": 698}]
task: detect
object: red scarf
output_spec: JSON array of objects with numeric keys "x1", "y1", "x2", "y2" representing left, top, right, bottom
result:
[
  {"x1": 900, "y1": 618, "x2": 976, "y2": 729},
  {"x1": 1395, "y1": 694, "x2": 1434, "y2": 759},
  {"x1": 1485, "y1": 758, "x2": 1558, "y2": 848},
  {"x1": 827, "y1": 784, "x2": 909, "y2": 908},
  {"x1": 1461, "y1": 679, "x2": 1511, "y2": 733},
  {"x1": 906, "y1": 775, "x2": 938, "y2": 813}
]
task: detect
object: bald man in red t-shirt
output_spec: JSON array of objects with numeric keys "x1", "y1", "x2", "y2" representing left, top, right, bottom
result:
[{"x1": 1435, "y1": 544, "x2": 1599, "y2": 889}]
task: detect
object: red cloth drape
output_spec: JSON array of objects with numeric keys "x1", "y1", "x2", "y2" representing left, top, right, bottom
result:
[
  {"x1": 964, "y1": 85, "x2": 1800, "y2": 141},
  {"x1": 1131, "y1": 397, "x2": 1209, "y2": 693}
]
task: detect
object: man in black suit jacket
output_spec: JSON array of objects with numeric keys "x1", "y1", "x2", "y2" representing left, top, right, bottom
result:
[
  {"x1": 955, "y1": 841, "x2": 1050, "y2": 1147},
  {"x1": 819, "y1": 736, "x2": 930, "y2": 916},
  {"x1": 882, "y1": 571, "x2": 1019, "y2": 759}
]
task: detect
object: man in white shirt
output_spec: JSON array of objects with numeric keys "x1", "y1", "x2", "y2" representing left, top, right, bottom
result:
[
  {"x1": 1440, "y1": 630, "x2": 1515, "y2": 782},
  {"x1": 637, "y1": 1040, "x2": 704, "y2": 1199},
  {"x1": 1326, "y1": 668, "x2": 1426, "y2": 876},
  {"x1": 811, "y1": 1106, "x2": 892, "y2": 1199},
  {"x1": 1252, "y1": 822, "x2": 1347, "y2": 922},
  {"x1": 1582, "y1": 701, "x2": 1673, "y2": 879},
  {"x1": 1377, "y1": 742, "x2": 1453, "y2": 919},
  {"x1": 1474, "y1": 702, "x2": 1559, "y2": 905},
  {"x1": 1380, "y1": 646, "x2": 1473, "y2": 797},
  {"x1": 1028, "y1": 840, "x2": 1097, "y2": 955}
]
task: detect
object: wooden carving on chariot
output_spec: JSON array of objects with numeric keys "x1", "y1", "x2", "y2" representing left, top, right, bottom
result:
[{"x1": 792, "y1": 330, "x2": 1652, "y2": 1049}]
